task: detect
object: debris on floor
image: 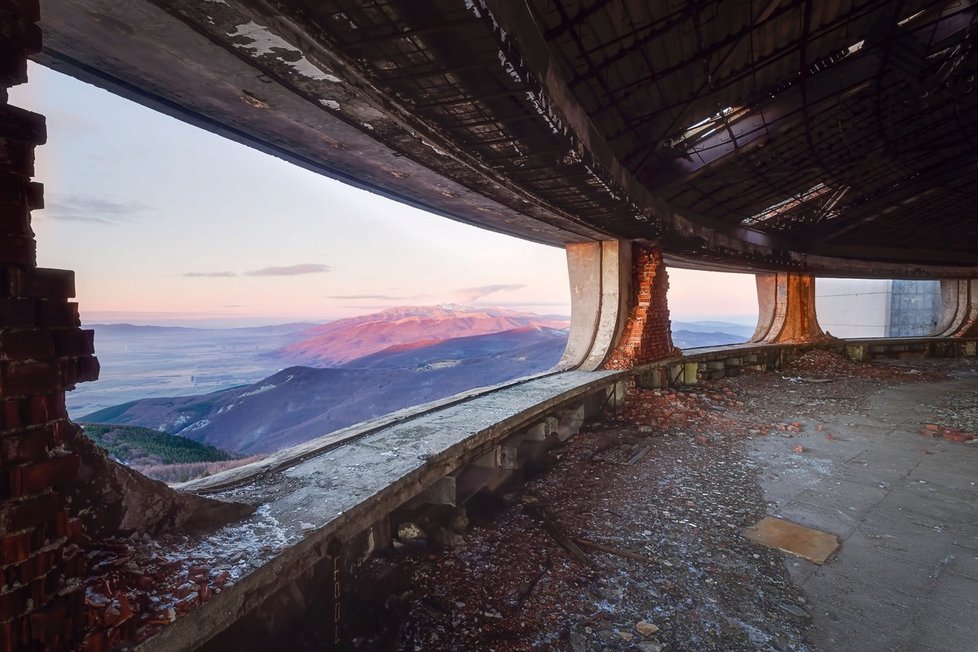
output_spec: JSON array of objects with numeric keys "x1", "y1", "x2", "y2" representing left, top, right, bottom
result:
[
  {"x1": 79, "y1": 504, "x2": 289, "y2": 650},
  {"x1": 329, "y1": 355, "x2": 967, "y2": 652}
]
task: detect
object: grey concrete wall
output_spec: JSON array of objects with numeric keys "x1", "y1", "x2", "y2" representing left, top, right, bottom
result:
[
  {"x1": 816, "y1": 279, "x2": 942, "y2": 338},
  {"x1": 888, "y1": 280, "x2": 941, "y2": 336},
  {"x1": 815, "y1": 279, "x2": 891, "y2": 338}
]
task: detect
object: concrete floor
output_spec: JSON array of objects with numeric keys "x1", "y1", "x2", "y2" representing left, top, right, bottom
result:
[{"x1": 751, "y1": 378, "x2": 978, "y2": 652}]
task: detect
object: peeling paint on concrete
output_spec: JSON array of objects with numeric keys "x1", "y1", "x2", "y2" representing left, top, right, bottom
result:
[
  {"x1": 421, "y1": 138, "x2": 449, "y2": 157},
  {"x1": 227, "y1": 21, "x2": 340, "y2": 83}
]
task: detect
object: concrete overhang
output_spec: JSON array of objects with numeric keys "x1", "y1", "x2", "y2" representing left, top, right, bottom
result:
[{"x1": 35, "y1": 0, "x2": 978, "y2": 278}]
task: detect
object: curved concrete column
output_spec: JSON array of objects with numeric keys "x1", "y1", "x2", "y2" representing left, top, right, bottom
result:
[
  {"x1": 556, "y1": 240, "x2": 631, "y2": 371},
  {"x1": 750, "y1": 272, "x2": 832, "y2": 343},
  {"x1": 933, "y1": 279, "x2": 978, "y2": 337}
]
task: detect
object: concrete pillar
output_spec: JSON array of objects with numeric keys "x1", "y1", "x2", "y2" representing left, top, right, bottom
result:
[
  {"x1": 0, "y1": 3, "x2": 98, "y2": 648},
  {"x1": 750, "y1": 272, "x2": 832, "y2": 343},
  {"x1": 558, "y1": 240, "x2": 676, "y2": 371},
  {"x1": 933, "y1": 279, "x2": 978, "y2": 337},
  {"x1": 556, "y1": 240, "x2": 631, "y2": 371},
  {"x1": 602, "y1": 242, "x2": 678, "y2": 369}
]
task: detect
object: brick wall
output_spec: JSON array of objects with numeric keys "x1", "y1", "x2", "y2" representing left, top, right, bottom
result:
[
  {"x1": 603, "y1": 243, "x2": 677, "y2": 370},
  {"x1": 0, "y1": 1, "x2": 99, "y2": 649}
]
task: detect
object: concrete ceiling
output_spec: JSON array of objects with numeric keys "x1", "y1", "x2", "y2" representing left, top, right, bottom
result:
[{"x1": 36, "y1": 0, "x2": 978, "y2": 277}]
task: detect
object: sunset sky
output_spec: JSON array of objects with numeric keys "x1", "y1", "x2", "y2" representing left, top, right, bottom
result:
[{"x1": 11, "y1": 63, "x2": 758, "y2": 327}]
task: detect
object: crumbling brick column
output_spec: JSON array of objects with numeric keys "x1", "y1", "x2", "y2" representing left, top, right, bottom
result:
[
  {"x1": 602, "y1": 243, "x2": 678, "y2": 369},
  {"x1": 0, "y1": 2, "x2": 99, "y2": 648},
  {"x1": 933, "y1": 279, "x2": 978, "y2": 337},
  {"x1": 749, "y1": 272, "x2": 831, "y2": 344}
]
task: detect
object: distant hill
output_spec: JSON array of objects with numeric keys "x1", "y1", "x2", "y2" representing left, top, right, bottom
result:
[
  {"x1": 88, "y1": 322, "x2": 320, "y2": 335},
  {"x1": 672, "y1": 320, "x2": 755, "y2": 339},
  {"x1": 80, "y1": 423, "x2": 235, "y2": 466},
  {"x1": 672, "y1": 329, "x2": 746, "y2": 349},
  {"x1": 276, "y1": 305, "x2": 569, "y2": 366},
  {"x1": 82, "y1": 327, "x2": 567, "y2": 454}
]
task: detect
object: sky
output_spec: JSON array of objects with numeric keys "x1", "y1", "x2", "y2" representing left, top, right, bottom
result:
[{"x1": 9, "y1": 63, "x2": 758, "y2": 327}]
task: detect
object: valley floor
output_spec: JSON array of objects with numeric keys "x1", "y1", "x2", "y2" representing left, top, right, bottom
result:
[{"x1": 330, "y1": 355, "x2": 978, "y2": 651}]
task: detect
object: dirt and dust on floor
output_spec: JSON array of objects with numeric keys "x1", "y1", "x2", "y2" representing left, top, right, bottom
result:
[{"x1": 319, "y1": 350, "x2": 977, "y2": 652}]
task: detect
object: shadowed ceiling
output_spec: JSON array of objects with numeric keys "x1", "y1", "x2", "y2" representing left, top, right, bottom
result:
[{"x1": 37, "y1": 0, "x2": 978, "y2": 276}]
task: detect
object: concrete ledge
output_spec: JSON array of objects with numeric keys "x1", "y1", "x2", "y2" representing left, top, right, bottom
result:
[{"x1": 141, "y1": 336, "x2": 976, "y2": 651}]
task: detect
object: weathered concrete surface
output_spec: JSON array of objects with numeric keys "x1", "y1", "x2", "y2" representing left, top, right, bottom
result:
[
  {"x1": 751, "y1": 273, "x2": 832, "y2": 344},
  {"x1": 558, "y1": 240, "x2": 631, "y2": 371},
  {"x1": 935, "y1": 279, "x2": 978, "y2": 337},
  {"x1": 557, "y1": 242, "x2": 604, "y2": 370},
  {"x1": 750, "y1": 375, "x2": 978, "y2": 651}
]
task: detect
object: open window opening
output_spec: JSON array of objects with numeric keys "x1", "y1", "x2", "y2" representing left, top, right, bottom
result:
[
  {"x1": 666, "y1": 268, "x2": 759, "y2": 348},
  {"x1": 14, "y1": 62, "x2": 571, "y2": 483}
]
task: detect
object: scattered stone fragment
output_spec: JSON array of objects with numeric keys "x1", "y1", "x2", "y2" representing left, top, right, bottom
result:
[
  {"x1": 397, "y1": 522, "x2": 426, "y2": 542},
  {"x1": 779, "y1": 602, "x2": 810, "y2": 619},
  {"x1": 636, "y1": 620, "x2": 659, "y2": 636}
]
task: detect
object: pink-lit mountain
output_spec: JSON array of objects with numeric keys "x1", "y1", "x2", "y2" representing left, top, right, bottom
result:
[{"x1": 274, "y1": 305, "x2": 570, "y2": 366}]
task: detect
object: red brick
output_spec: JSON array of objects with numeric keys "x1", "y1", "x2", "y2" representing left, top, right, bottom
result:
[
  {"x1": 8, "y1": 453, "x2": 79, "y2": 497},
  {"x1": 0, "y1": 105, "x2": 45, "y2": 145},
  {"x1": 0, "y1": 360, "x2": 57, "y2": 396},
  {"x1": 0, "y1": 297, "x2": 34, "y2": 328},
  {"x1": 0, "y1": 141, "x2": 34, "y2": 180},
  {"x1": 18, "y1": 548, "x2": 59, "y2": 583},
  {"x1": 50, "y1": 418, "x2": 78, "y2": 445},
  {"x1": 942, "y1": 430, "x2": 974, "y2": 443},
  {"x1": 0, "y1": 583, "x2": 30, "y2": 621},
  {"x1": 65, "y1": 517, "x2": 83, "y2": 542},
  {"x1": 0, "y1": 531, "x2": 31, "y2": 564},
  {"x1": 58, "y1": 355, "x2": 100, "y2": 389},
  {"x1": 0, "y1": 172, "x2": 27, "y2": 203},
  {"x1": 0, "y1": 328, "x2": 54, "y2": 361},
  {"x1": 0, "y1": 427, "x2": 52, "y2": 465},
  {"x1": 0, "y1": 399, "x2": 21, "y2": 431},
  {"x1": 25, "y1": 181, "x2": 42, "y2": 210},
  {"x1": 0, "y1": 621, "x2": 12, "y2": 652},
  {"x1": 34, "y1": 300, "x2": 79, "y2": 328},
  {"x1": 0, "y1": 236, "x2": 34, "y2": 267},
  {"x1": 50, "y1": 327, "x2": 93, "y2": 356},
  {"x1": 0, "y1": 492, "x2": 60, "y2": 532},
  {"x1": 76, "y1": 354, "x2": 99, "y2": 383},
  {"x1": 60, "y1": 355, "x2": 100, "y2": 388},
  {"x1": 603, "y1": 243, "x2": 677, "y2": 369},
  {"x1": 4, "y1": 267, "x2": 74, "y2": 299},
  {"x1": 0, "y1": 200, "x2": 31, "y2": 237}
]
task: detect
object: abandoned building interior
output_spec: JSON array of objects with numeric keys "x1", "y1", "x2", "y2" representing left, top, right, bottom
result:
[{"x1": 1, "y1": 0, "x2": 977, "y2": 650}]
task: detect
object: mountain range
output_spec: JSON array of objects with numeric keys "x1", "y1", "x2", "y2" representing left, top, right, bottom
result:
[
  {"x1": 274, "y1": 305, "x2": 569, "y2": 366},
  {"x1": 79, "y1": 306, "x2": 751, "y2": 456},
  {"x1": 82, "y1": 324, "x2": 568, "y2": 454}
]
